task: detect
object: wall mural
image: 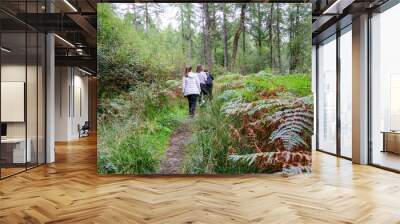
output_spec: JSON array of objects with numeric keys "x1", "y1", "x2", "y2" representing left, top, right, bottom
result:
[{"x1": 97, "y1": 3, "x2": 313, "y2": 175}]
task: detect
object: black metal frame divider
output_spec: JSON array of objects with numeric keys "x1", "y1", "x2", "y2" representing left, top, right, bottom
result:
[
  {"x1": 0, "y1": 0, "x2": 47, "y2": 179},
  {"x1": 315, "y1": 19, "x2": 352, "y2": 161}
]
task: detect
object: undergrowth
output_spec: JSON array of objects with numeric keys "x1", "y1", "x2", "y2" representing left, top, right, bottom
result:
[
  {"x1": 97, "y1": 82, "x2": 186, "y2": 174},
  {"x1": 184, "y1": 70, "x2": 313, "y2": 175}
]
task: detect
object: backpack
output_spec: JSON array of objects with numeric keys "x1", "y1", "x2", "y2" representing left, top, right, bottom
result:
[{"x1": 205, "y1": 72, "x2": 214, "y2": 86}]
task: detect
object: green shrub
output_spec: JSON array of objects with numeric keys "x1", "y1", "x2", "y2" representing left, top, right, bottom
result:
[
  {"x1": 97, "y1": 82, "x2": 187, "y2": 174},
  {"x1": 184, "y1": 72, "x2": 313, "y2": 174},
  {"x1": 183, "y1": 100, "x2": 258, "y2": 174}
]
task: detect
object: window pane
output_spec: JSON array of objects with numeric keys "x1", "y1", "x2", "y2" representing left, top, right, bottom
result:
[
  {"x1": 371, "y1": 4, "x2": 400, "y2": 170},
  {"x1": 340, "y1": 29, "x2": 352, "y2": 158},
  {"x1": 318, "y1": 36, "x2": 337, "y2": 154}
]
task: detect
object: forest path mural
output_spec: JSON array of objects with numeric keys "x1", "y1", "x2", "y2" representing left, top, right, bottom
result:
[{"x1": 97, "y1": 3, "x2": 312, "y2": 175}]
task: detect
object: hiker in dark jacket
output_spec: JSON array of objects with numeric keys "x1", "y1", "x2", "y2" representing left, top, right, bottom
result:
[
  {"x1": 196, "y1": 64, "x2": 208, "y2": 104},
  {"x1": 204, "y1": 69, "x2": 214, "y2": 99}
]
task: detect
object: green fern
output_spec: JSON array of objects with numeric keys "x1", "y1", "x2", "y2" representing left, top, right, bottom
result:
[{"x1": 267, "y1": 97, "x2": 313, "y2": 151}]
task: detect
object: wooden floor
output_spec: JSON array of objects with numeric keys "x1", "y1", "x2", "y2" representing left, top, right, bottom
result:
[
  {"x1": 372, "y1": 150, "x2": 400, "y2": 171},
  {"x1": 1, "y1": 136, "x2": 400, "y2": 223}
]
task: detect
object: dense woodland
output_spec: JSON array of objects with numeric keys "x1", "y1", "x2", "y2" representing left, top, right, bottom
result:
[
  {"x1": 98, "y1": 3, "x2": 312, "y2": 175},
  {"x1": 127, "y1": 3, "x2": 311, "y2": 73},
  {"x1": 99, "y1": 3, "x2": 311, "y2": 94}
]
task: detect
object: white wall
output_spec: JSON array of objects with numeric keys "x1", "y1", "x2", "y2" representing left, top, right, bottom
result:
[
  {"x1": 55, "y1": 66, "x2": 70, "y2": 141},
  {"x1": 1, "y1": 65, "x2": 41, "y2": 137},
  {"x1": 1, "y1": 63, "x2": 46, "y2": 164},
  {"x1": 55, "y1": 67, "x2": 89, "y2": 141}
]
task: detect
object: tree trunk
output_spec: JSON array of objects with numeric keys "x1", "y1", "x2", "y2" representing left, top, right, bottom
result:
[
  {"x1": 242, "y1": 7, "x2": 246, "y2": 55},
  {"x1": 144, "y1": 3, "x2": 149, "y2": 30},
  {"x1": 230, "y1": 4, "x2": 246, "y2": 71},
  {"x1": 187, "y1": 4, "x2": 192, "y2": 60},
  {"x1": 132, "y1": 4, "x2": 138, "y2": 29},
  {"x1": 294, "y1": 5, "x2": 300, "y2": 72},
  {"x1": 181, "y1": 15, "x2": 185, "y2": 56},
  {"x1": 276, "y1": 4, "x2": 281, "y2": 73},
  {"x1": 257, "y1": 3, "x2": 262, "y2": 57},
  {"x1": 211, "y1": 4, "x2": 217, "y2": 61},
  {"x1": 289, "y1": 7, "x2": 295, "y2": 73},
  {"x1": 222, "y1": 4, "x2": 228, "y2": 69},
  {"x1": 268, "y1": 4, "x2": 274, "y2": 70},
  {"x1": 203, "y1": 3, "x2": 213, "y2": 72}
]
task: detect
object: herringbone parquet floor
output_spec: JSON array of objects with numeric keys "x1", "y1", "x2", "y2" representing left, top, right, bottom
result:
[{"x1": 1, "y1": 135, "x2": 400, "y2": 224}]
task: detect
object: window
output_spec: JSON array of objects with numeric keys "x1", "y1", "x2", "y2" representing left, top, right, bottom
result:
[
  {"x1": 318, "y1": 35, "x2": 337, "y2": 154},
  {"x1": 339, "y1": 27, "x2": 352, "y2": 158},
  {"x1": 370, "y1": 3, "x2": 400, "y2": 171}
]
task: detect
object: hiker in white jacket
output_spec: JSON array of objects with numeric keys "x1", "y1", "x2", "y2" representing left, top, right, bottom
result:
[
  {"x1": 196, "y1": 64, "x2": 208, "y2": 104},
  {"x1": 182, "y1": 65, "x2": 201, "y2": 117}
]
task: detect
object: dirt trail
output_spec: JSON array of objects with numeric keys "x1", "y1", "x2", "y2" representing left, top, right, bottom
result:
[{"x1": 159, "y1": 119, "x2": 193, "y2": 174}]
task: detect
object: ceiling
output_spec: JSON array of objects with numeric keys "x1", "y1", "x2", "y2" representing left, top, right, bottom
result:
[
  {"x1": 1, "y1": 0, "x2": 396, "y2": 74},
  {"x1": 311, "y1": 0, "x2": 390, "y2": 43},
  {"x1": 0, "y1": 0, "x2": 98, "y2": 74}
]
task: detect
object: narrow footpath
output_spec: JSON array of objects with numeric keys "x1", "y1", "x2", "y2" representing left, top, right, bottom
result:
[{"x1": 159, "y1": 119, "x2": 193, "y2": 174}]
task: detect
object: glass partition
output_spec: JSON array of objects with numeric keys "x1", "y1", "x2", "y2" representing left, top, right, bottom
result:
[
  {"x1": 371, "y1": 4, "x2": 400, "y2": 171},
  {"x1": 317, "y1": 35, "x2": 337, "y2": 154},
  {"x1": 1, "y1": 31, "x2": 28, "y2": 177},
  {"x1": 339, "y1": 27, "x2": 352, "y2": 158},
  {"x1": 0, "y1": 1, "x2": 46, "y2": 179}
]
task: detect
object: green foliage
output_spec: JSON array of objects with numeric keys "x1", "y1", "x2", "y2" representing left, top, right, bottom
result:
[
  {"x1": 184, "y1": 72, "x2": 313, "y2": 174},
  {"x1": 268, "y1": 97, "x2": 314, "y2": 151},
  {"x1": 183, "y1": 100, "x2": 258, "y2": 174},
  {"x1": 98, "y1": 103, "x2": 186, "y2": 174},
  {"x1": 216, "y1": 71, "x2": 311, "y2": 103},
  {"x1": 97, "y1": 4, "x2": 186, "y2": 99}
]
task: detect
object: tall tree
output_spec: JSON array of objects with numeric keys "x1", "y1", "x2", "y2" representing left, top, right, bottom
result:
[
  {"x1": 144, "y1": 3, "x2": 150, "y2": 30},
  {"x1": 294, "y1": 4, "x2": 300, "y2": 72},
  {"x1": 242, "y1": 6, "x2": 246, "y2": 55},
  {"x1": 249, "y1": 3, "x2": 265, "y2": 70},
  {"x1": 129, "y1": 4, "x2": 139, "y2": 29},
  {"x1": 178, "y1": 4, "x2": 194, "y2": 61},
  {"x1": 288, "y1": 5, "x2": 295, "y2": 72},
  {"x1": 187, "y1": 4, "x2": 193, "y2": 60},
  {"x1": 268, "y1": 4, "x2": 274, "y2": 70},
  {"x1": 203, "y1": 3, "x2": 213, "y2": 72},
  {"x1": 255, "y1": 4, "x2": 263, "y2": 56},
  {"x1": 131, "y1": 3, "x2": 163, "y2": 31},
  {"x1": 230, "y1": 4, "x2": 247, "y2": 71},
  {"x1": 276, "y1": 4, "x2": 282, "y2": 72},
  {"x1": 210, "y1": 3, "x2": 218, "y2": 60},
  {"x1": 222, "y1": 3, "x2": 229, "y2": 69}
]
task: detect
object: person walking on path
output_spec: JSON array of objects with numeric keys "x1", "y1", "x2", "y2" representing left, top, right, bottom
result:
[
  {"x1": 182, "y1": 65, "x2": 201, "y2": 117},
  {"x1": 196, "y1": 64, "x2": 208, "y2": 105},
  {"x1": 204, "y1": 68, "x2": 214, "y2": 99}
]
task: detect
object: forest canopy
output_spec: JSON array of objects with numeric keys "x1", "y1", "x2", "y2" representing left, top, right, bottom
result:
[{"x1": 98, "y1": 3, "x2": 311, "y2": 96}]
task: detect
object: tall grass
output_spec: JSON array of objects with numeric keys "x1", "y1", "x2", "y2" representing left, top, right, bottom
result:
[
  {"x1": 183, "y1": 100, "x2": 259, "y2": 174},
  {"x1": 97, "y1": 82, "x2": 187, "y2": 174}
]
